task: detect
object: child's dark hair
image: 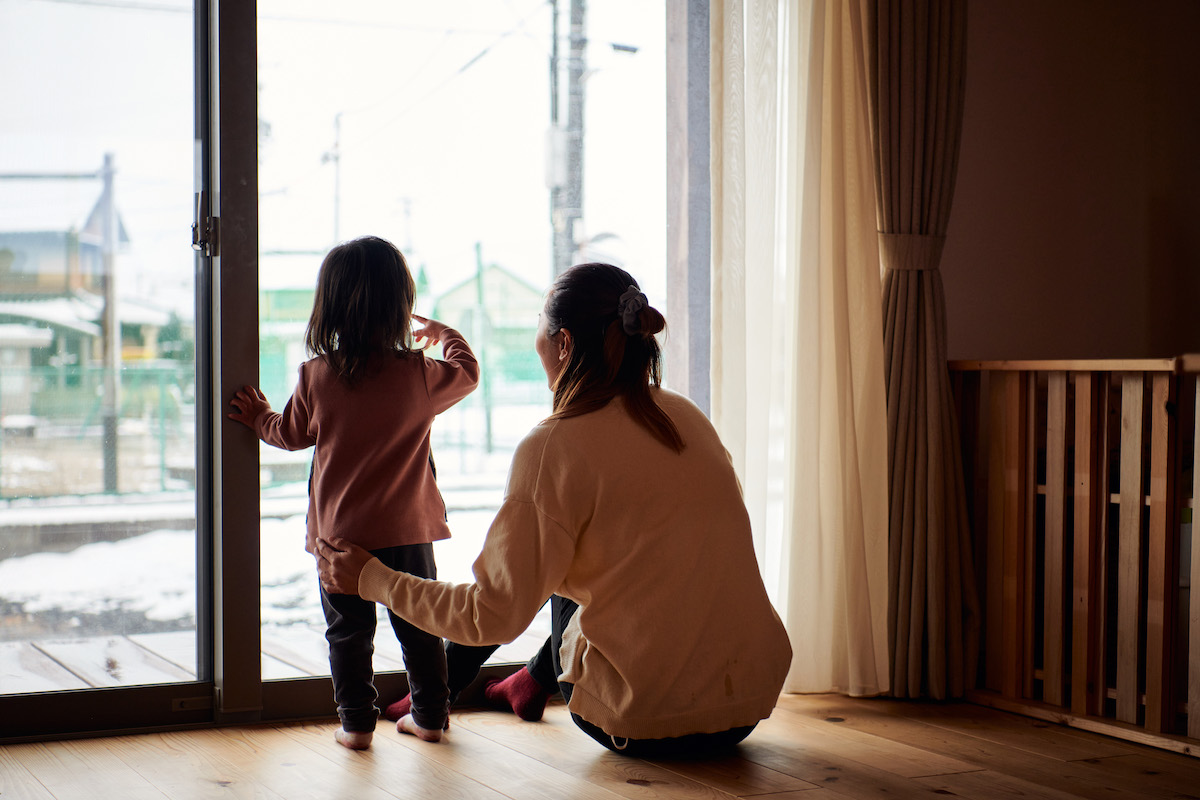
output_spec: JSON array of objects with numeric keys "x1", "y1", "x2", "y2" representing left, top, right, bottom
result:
[
  {"x1": 305, "y1": 235, "x2": 416, "y2": 384},
  {"x1": 543, "y1": 263, "x2": 683, "y2": 453}
]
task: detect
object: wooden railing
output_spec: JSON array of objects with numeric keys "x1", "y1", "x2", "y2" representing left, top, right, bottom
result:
[{"x1": 949, "y1": 356, "x2": 1199, "y2": 754}]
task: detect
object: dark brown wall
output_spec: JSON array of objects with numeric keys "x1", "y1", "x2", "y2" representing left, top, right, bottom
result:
[{"x1": 941, "y1": 0, "x2": 1200, "y2": 360}]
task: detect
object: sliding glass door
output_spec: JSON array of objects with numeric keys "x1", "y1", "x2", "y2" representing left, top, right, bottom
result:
[
  {"x1": 0, "y1": 0, "x2": 208, "y2": 737},
  {"x1": 252, "y1": 0, "x2": 666, "y2": 715},
  {"x1": 0, "y1": 0, "x2": 669, "y2": 737}
]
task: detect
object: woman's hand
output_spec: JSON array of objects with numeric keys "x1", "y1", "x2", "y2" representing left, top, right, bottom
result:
[
  {"x1": 228, "y1": 385, "x2": 271, "y2": 429},
  {"x1": 412, "y1": 314, "x2": 449, "y2": 350},
  {"x1": 316, "y1": 537, "x2": 374, "y2": 595}
]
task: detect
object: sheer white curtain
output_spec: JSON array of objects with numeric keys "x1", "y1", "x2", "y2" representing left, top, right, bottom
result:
[{"x1": 711, "y1": 0, "x2": 889, "y2": 696}]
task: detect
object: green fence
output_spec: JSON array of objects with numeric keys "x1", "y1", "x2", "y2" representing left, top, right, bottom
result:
[{"x1": 0, "y1": 362, "x2": 194, "y2": 499}]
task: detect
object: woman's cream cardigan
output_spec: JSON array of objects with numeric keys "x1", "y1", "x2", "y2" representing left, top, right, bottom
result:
[{"x1": 359, "y1": 388, "x2": 792, "y2": 740}]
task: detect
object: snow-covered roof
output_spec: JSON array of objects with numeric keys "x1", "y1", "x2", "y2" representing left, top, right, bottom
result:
[
  {"x1": 0, "y1": 297, "x2": 101, "y2": 336},
  {"x1": 0, "y1": 323, "x2": 54, "y2": 347},
  {"x1": 0, "y1": 178, "x2": 129, "y2": 244},
  {"x1": 0, "y1": 291, "x2": 169, "y2": 336}
]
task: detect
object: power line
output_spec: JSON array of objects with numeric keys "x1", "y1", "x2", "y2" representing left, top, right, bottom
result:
[
  {"x1": 19, "y1": 0, "x2": 188, "y2": 14},
  {"x1": 21, "y1": 0, "x2": 540, "y2": 37},
  {"x1": 260, "y1": 2, "x2": 550, "y2": 199}
]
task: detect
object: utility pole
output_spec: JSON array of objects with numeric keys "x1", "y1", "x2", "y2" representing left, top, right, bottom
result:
[
  {"x1": 474, "y1": 242, "x2": 493, "y2": 453},
  {"x1": 99, "y1": 153, "x2": 120, "y2": 493},
  {"x1": 550, "y1": 0, "x2": 587, "y2": 277},
  {"x1": 323, "y1": 112, "x2": 342, "y2": 245}
]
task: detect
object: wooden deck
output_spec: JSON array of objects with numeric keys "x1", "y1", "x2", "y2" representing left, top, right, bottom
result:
[
  {"x1": 4, "y1": 693, "x2": 1200, "y2": 799},
  {"x1": 0, "y1": 617, "x2": 550, "y2": 694}
]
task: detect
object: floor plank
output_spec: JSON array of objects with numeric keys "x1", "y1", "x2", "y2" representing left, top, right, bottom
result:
[
  {"x1": 740, "y1": 703, "x2": 968, "y2": 799},
  {"x1": 7, "y1": 739, "x2": 166, "y2": 800},
  {"x1": 98, "y1": 729, "x2": 290, "y2": 800},
  {"x1": 454, "y1": 704, "x2": 753, "y2": 799},
  {"x1": 0, "y1": 745, "x2": 56, "y2": 800},
  {"x1": 916, "y1": 768, "x2": 1099, "y2": 799},
  {"x1": 259, "y1": 625, "x2": 330, "y2": 676},
  {"x1": 201, "y1": 725, "x2": 404, "y2": 800},
  {"x1": 770, "y1": 696, "x2": 983, "y2": 778},
  {"x1": 30, "y1": 637, "x2": 193, "y2": 687},
  {"x1": 882, "y1": 698, "x2": 1137, "y2": 761},
  {"x1": 0, "y1": 641, "x2": 89, "y2": 694},
  {"x1": 125, "y1": 631, "x2": 198, "y2": 677},
  {"x1": 4, "y1": 693, "x2": 1200, "y2": 800},
  {"x1": 1064, "y1": 752, "x2": 1200, "y2": 799},
  {"x1": 780, "y1": 694, "x2": 1188, "y2": 800},
  {"x1": 287, "y1": 717, "x2": 620, "y2": 800},
  {"x1": 269, "y1": 720, "x2": 509, "y2": 800}
]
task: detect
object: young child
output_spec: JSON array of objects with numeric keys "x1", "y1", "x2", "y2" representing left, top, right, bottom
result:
[{"x1": 228, "y1": 235, "x2": 479, "y2": 749}]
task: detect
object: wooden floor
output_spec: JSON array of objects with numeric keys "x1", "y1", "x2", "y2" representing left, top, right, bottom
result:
[{"x1": 3, "y1": 694, "x2": 1200, "y2": 799}]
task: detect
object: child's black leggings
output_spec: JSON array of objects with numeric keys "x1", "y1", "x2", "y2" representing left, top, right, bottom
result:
[{"x1": 320, "y1": 543, "x2": 449, "y2": 733}]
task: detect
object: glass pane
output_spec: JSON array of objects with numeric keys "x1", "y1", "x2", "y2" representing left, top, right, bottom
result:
[
  {"x1": 0, "y1": 1, "x2": 198, "y2": 694},
  {"x1": 255, "y1": 1, "x2": 665, "y2": 679}
]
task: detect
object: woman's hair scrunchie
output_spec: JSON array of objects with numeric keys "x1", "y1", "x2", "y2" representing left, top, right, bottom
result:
[{"x1": 617, "y1": 285, "x2": 648, "y2": 335}]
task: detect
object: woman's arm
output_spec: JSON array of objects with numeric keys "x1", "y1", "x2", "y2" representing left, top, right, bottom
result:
[{"x1": 317, "y1": 496, "x2": 574, "y2": 646}]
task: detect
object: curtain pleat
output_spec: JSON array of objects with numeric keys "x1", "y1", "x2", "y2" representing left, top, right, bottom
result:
[
  {"x1": 711, "y1": 0, "x2": 890, "y2": 697},
  {"x1": 869, "y1": 0, "x2": 979, "y2": 700}
]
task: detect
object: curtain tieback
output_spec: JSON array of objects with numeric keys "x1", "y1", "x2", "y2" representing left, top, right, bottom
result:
[{"x1": 878, "y1": 232, "x2": 946, "y2": 271}]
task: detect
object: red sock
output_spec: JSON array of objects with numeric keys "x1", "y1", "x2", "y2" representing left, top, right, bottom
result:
[
  {"x1": 484, "y1": 667, "x2": 553, "y2": 722},
  {"x1": 383, "y1": 693, "x2": 411, "y2": 722}
]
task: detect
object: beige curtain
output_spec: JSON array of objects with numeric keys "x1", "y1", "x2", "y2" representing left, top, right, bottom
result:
[
  {"x1": 866, "y1": 0, "x2": 980, "y2": 699},
  {"x1": 712, "y1": 0, "x2": 889, "y2": 696}
]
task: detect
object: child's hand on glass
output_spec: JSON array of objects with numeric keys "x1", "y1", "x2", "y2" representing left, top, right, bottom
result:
[
  {"x1": 412, "y1": 315, "x2": 450, "y2": 350},
  {"x1": 228, "y1": 385, "x2": 272, "y2": 428}
]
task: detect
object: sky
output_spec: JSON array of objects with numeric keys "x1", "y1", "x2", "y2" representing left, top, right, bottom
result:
[{"x1": 0, "y1": 0, "x2": 668, "y2": 317}]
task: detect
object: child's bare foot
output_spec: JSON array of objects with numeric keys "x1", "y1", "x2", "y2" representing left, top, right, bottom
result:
[
  {"x1": 334, "y1": 728, "x2": 373, "y2": 750},
  {"x1": 397, "y1": 713, "x2": 443, "y2": 742}
]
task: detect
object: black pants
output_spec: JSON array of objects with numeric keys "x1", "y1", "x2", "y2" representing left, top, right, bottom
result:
[
  {"x1": 442, "y1": 595, "x2": 571, "y2": 702},
  {"x1": 443, "y1": 595, "x2": 758, "y2": 757},
  {"x1": 320, "y1": 543, "x2": 449, "y2": 732}
]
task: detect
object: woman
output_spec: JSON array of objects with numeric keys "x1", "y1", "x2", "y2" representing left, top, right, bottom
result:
[{"x1": 317, "y1": 263, "x2": 792, "y2": 757}]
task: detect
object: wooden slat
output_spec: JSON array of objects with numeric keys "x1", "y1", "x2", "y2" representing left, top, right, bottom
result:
[
  {"x1": 949, "y1": 358, "x2": 1181, "y2": 374},
  {"x1": 1023, "y1": 375, "x2": 1038, "y2": 700},
  {"x1": 31, "y1": 636, "x2": 194, "y2": 688},
  {"x1": 1071, "y1": 372, "x2": 1103, "y2": 717},
  {"x1": 1144, "y1": 373, "x2": 1177, "y2": 733},
  {"x1": 1043, "y1": 371, "x2": 1069, "y2": 706},
  {"x1": 957, "y1": 371, "x2": 988, "y2": 630},
  {"x1": 1178, "y1": 354, "x2": 1200, "y2": 373},
  {"x1": 1190, "y1": 375, "x2": 1200, "y2": 739},
  {"x1": 0, "y1": 641, "x2": 90, "y2": 694},
  {"x1": 984, "y1": 374, "x2": 1006, "y2": 692},
  {"x1": 1001, "y1": 372, "x2": 1028, "y2": 698},
  {"x1": 1095, "y1": 375, "x2": 1114, "y2": 716},
  {"x1": 1116, "y1": 374, "x2": 1146, "y2": 724},
  {"x1": 260, "y1": 625, "x2": 330, "y2": 677},
  {"x1": 125, "y1": 631, "x2": 199, "y2": 676}
]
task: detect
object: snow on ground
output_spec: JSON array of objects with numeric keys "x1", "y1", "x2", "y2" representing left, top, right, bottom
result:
[
  {"x1": 0, "y1": 401, "x2": 551, "y2": 640},
  {"x1": 0, "y1": 506, "x2": 504, "y2": 636}
]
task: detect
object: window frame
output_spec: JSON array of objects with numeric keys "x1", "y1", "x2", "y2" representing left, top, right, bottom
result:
[{"x1": 0, "y1": 0, "x2": 711, "y2": 741}]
